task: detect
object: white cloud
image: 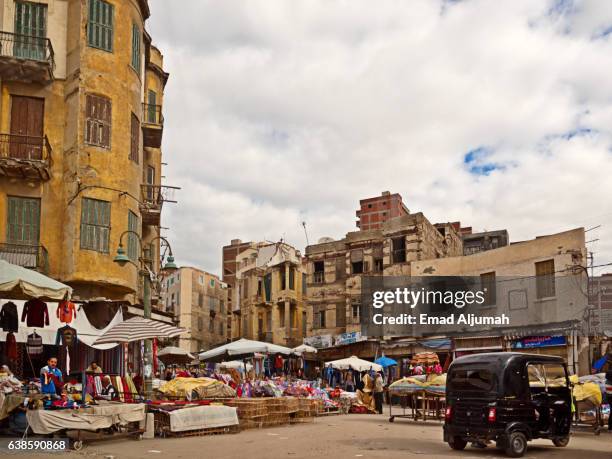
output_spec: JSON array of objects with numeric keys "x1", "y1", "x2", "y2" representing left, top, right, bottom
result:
[{"x1": 148, "y1": 0, "x2": 612, "y2": 276}]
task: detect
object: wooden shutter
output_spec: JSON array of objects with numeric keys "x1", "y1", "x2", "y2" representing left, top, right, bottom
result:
[
  {"x1": 14, "y1": 2, "x2": 47, "y2": 60},
  {"x1": 130, "y1": 113, "x2": 139, "y2": 163},
  {"x1": 535, "y1": 260, "x2": 555, "y2": 298},
  {"x1": 147, "y1": 90, "x2": 157, "y2": 123},
  {"x1": 7, "y1": 197, "x2": 40, "y2": 244},
  {"x1": 88, "y1": 0, "x2": 114, "y2": 51},
  {"x1": 80, "y1": 198, "x2": 110, "y2": 252},
  {"x1": 131, "y1": 23, "x2": 140, "y2": 72}
]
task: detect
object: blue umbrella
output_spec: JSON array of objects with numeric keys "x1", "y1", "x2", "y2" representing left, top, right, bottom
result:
[{"x1": 375, "y1": 356, "x2": 398, "y2": 368}]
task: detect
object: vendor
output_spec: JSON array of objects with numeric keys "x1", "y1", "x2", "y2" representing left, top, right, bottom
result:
[
  {"x1": 40, "y1": 357, "x2": 63, "y2": 399},
  {"x1": 86, "y1": 362, "x2": 103, "y2": 373},
  {"x1": 99, "y1": 375, "x2": 118, "y2": 401},
  {"x1": 374, "y1": 373, "x2": 384, "y2": 414}
]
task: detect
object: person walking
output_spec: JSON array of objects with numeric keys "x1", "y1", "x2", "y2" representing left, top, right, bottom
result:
[{"x1": 374, "y1": 372, "x2": 384, "y2": 414}]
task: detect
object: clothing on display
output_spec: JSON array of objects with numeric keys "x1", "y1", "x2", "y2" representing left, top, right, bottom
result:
[
  {"x1": 5, "y1": 331, "x2": 17, "y2": 360},
  {"x1": 21, "y1": 299, "x2": 49, "y2": 328},
  {"x1": 56, "y1": 300, "x2": 77, "y2": 324},
  {"x1": 26, "y1": 332, "x2": 44, "y2": 356},
  {"x1": 0, "y1": 301, "x2": 18, "y2": 332},
  {"x1": 40, "y1": 365, "x2": 63, "y2": 395},
  {"x1": 55, "y1": 325, "x2": 78, "y2": 347}
]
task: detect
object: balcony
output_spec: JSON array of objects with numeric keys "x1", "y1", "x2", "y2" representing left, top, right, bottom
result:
[
  {"x1": 0, "y1": 32, "x2": 54, "y2": 83},
  {"x1": 258, "y1": 331, "x2": 273, "y2": 343},
  {"x1": 140, "y1": 184, "x2": 179, "y2": 226},
  {"x1": 313, "y1": 271, "x2": 324, "y2": 284},
  {"x1": 0, "y1": 134, "x2": 52, "y2": 181},
  {"x1": 142, "y1": 103, "x2": 164, "y2": 148},
  {"x1": 0, "y1": 243, "x2": 48, "y2": 274}
]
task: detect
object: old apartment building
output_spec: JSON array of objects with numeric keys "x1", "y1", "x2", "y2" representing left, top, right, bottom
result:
[
  {"x1": 0, "y1": 0, "x2": 176, "y2": 312},
  {"x1": 411, "y1": 228, "x2": 589, "y2": 374},
  {"x1": 163, "y1": 266, "x2": 228, "y2": 353},
  {"x1": 306, "y1": 212, "x2": 463, "y2": 340},
  {"x1": 230, "y1": 241, "x2": 308, "y2": 347}
]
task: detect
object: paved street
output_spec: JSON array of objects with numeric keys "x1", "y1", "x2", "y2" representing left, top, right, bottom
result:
[{"x1": 19, "y1": 412, "x2": 612, "y2": 459}]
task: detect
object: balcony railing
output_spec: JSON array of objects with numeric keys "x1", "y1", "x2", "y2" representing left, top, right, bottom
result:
[
  {"x1": 0, "y1": 243, "x2": 48, "y2": 273},
  {"x1": 142, "y1": 103, "x2": 163, "y2": 126},
  {"x1": 313, "y1": 271, "x2": 324, "y2": 284},
  {"x1": 140, "y1": 184, "x2": 179, "y2": 225},
  {"x1": 0, "y1": 31, "x2": 54, "y2": 82},
  {"x1": 0, "y1": 134, "x2": 52, "y2": 180}
]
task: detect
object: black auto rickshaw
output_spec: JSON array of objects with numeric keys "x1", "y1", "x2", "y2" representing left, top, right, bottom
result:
[{"x1": 444, "y1": 352, "x2": 571, "y2": 457}]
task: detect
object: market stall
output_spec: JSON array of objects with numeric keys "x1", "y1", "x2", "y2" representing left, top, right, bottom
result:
[{"x1": 387, "y1": 373, "x2": 446, "y2": 422}]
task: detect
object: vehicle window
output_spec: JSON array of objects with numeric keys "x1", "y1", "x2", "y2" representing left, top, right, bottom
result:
[
  {"x1": 527, "y1": 364, "x2": 545, "y2": 389},
  {"x1": 544, "y1": 364, "x2": 567, "y2": 388},
  {"x1": 449, "y1": 367, "x2": 496, "y2": 392}
]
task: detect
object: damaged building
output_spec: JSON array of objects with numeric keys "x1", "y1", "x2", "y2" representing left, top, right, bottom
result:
[
  {"x1": 230, "y1": 242, "x2": 308, "y2": 347},
  {"x1": 305, "y1": 211, "x2": 463, "y2": 357}
]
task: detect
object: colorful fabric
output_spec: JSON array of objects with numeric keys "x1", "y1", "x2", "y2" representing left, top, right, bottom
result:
[
  {"x1": 40, "y1": 365, "x2": 63, "y2": 395},
  {"x1": 26, "y1": 332, "x2": 43, "y2": 356},
  {"x1": 56, "y1": 301, "x2": 77, "y2": 324},
  {"x1": 21, "y1": 299, "x2": 49, "y2": 327}
]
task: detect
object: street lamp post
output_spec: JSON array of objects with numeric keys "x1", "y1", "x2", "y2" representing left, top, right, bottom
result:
[{"x1": 113, "y1": 231, "x2": 177, "y2": 399}]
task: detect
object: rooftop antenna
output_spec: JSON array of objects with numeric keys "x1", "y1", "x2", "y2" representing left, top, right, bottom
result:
[{"x1": 302, "y1": 221, "x2": 309, "y2": 246}]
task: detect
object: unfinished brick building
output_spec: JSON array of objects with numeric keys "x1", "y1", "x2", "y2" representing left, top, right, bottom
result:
[{"x1": 305, "y1": 212, "x2": 463, "y2": 341}]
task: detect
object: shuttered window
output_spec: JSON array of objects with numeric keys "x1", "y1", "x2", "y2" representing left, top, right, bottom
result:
[
  {"x1": 88, "y1": 0, "x2": 113, "y2": 52},
  {"x1": 131, "y1": 23, "x2": 141, "y2": 73},
  {"x1": 7, "y1": 197, "x2": 40, "y2": 244},
  {"x1": 14, "y1": 1, "x2": 47, "y2": 60},
  {"x1": 85, "y1": 94, "x2": 111, "y2": 148},
  {"x1": 127, "y1": 210, "x2": 138, "y2": 260},
  {"x1": 535, "y1": 259, "x2": 556, "y2": 299},
  {"x1": 80, "y1": 198, "x2": 110, "y2": 253},
  {"x1": 129, "y1": 112, "x2": 139, "y2": 163}
]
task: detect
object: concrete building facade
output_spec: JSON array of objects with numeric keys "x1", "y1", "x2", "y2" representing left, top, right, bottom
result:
[
  {"x1": 0, "y1": 0, "x2": 176, "y2": 309},
  {"x1": 163, "y1": 266, "x2": 228, "y2": 353},
  {"x1": 230, "y1": 242, "x2": 308, "y2": 348},
  {"x1": 222, "y1": 239, "x2": 256, "y2": 340},
  {"x1": 306, "y1": 212, "x2": 463, "y2": 341}
]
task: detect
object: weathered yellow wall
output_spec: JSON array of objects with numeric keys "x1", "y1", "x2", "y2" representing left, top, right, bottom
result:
[{"x1": 0, "y1": 0, "x2": 167, "y2": 304}]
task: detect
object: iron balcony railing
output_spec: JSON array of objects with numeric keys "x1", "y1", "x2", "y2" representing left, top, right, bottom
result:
[
  {"x1": 0, "y1": 31, "x2": 54, "y2": 67},
  {"x1": 0, "y1": 242, "x2": 48, "y2": 273},
  {"x1": 142, "y1": 103, "x2": 163, "y2": 126},
  {"x1": 140, "y1": 184, "x2": 179, "y2": 207},
  {"x1": 0, "y1": 133, "x2": 52, "y2": 162}
]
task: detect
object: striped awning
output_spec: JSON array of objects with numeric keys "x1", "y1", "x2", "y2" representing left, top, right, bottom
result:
[{"x1": 92, "y1": 316, "x2": 185, "y2": 345}]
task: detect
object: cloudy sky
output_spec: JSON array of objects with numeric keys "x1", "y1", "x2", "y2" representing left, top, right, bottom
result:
[{"x1": 147, "y1": 0, "x2": 612, "y2": 277}]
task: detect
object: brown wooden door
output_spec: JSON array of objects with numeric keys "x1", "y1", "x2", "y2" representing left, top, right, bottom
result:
[{"x1": 10, "y1": 96, "x2": 44, "y2": 160}]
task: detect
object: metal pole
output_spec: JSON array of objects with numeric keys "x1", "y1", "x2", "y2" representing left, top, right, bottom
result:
[{"x1": 143, "y1": 268, "x2": 153, "y2": 399}]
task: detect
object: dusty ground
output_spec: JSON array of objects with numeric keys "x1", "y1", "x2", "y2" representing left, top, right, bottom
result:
[{"x1": 8, "y1": 412, "x2": 612, "y2": 459}]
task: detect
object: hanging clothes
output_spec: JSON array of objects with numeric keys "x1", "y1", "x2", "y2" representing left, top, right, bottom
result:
[
  {"x1": 56, "y1": 300, "x2": 77, "y2": 324},
  {"x1": 0, "y1": 301, "x2": 18, "y2": 332},
  {"x1": 26, "y1": 332, "x2": 43, "y2": 356},
  {"x1": 55, "y1": 325, "x2": 78, "y2": 346},
  {"x1": 21, "y1": 299, "x2": 49, "y2": 327},
  {"x1": 5, "y1": 332, "x2": 17, "y2": 360}
]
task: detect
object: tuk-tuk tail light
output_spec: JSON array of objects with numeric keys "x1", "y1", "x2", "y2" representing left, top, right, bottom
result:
[
  {"x1": 487, "y1": 407, "x2": 496, "y2": 423},
  {"x1": 445, "y1": 406, "x2": 452, "y2": 422}
]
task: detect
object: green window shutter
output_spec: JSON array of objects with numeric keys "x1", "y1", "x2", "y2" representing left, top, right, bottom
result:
[
  {"x1": 88, "y1": 0, "x2": 113, "y2": 52},
  {"x1": 14, "y1": 2, "x2": 47, "y2": 60},
  {"x1": 131, "y1": 23, "x2": 140, "y2": 73},
  {"x1": 147, "y1": 90, "x2": 156, "y2": 123},
  {"x1": 127, "y1": 211, "x2": 138, "y2": 260},
  {"x1": 7, "y1": 197, "x2": 40, "y2": 245},
  {"x1": 80, "y1": 198, "x2": 110, "y2": 253}
]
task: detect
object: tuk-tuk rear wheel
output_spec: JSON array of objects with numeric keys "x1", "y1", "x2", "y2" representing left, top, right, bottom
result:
[
  {"x1": 448, "y1": 436, "x2": 467, "y2": 450},
  {"x1": 504, "y1": 431, "x2": 527, "y2": 458},
  {"x1": 552, "y1": 437, "x2": 569, "y2": 447}
]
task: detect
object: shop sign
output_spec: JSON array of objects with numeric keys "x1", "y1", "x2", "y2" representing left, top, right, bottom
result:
[
  {"x1": 334, "y1": 331, "x2": 365, "y2": 346},
  {"x1": 511, "y1": 335, "x2": 566, "y2": 349},
  {"x1": 303, "y1": 334, "x2": 333, "y2": 349}
]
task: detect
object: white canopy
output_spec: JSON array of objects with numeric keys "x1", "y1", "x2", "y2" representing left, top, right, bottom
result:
[
  {"x1": 198, "y1": 338, "x2": 294, "y2": 362},
  {"x1": 93, "y1": 317, "x2": 186, "y2": 345},
  {"x1": 157, "y1": 346, "x2": 194, "y2": 359},
  {"x1": 0, "y1": 260, "x2": 72, "y2": 300},
  {"x1": 293, "y1": 344, "x2": 318, "y2": 354},
  {"x1": 325, "y1": 355, "x2": 383, "y2": 372},
  {"x1": 218, "y1": 360, "x2": 253, "y2": 371}
]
